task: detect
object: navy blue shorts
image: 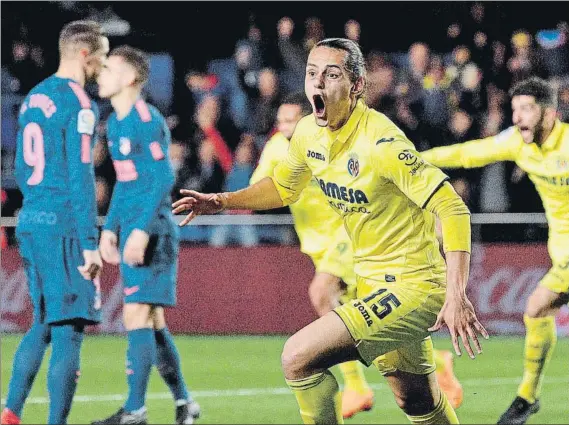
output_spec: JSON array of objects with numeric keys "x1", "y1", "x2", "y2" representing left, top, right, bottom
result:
[
  {"x1": 17, "y1": 231, "x2": 101, "y2": 325},
  {"x1": 119, "y1": 231, "x2": 178, "y2": 307}
]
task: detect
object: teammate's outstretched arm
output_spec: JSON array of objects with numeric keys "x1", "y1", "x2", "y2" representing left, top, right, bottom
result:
[{"x1": 422, "y1": 127, "x2": 519, "y2": 169}]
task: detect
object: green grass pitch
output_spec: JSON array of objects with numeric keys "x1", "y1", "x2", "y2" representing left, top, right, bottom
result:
[{"x1": 1, "y1": 334, "x2": 567, "y2": 424}]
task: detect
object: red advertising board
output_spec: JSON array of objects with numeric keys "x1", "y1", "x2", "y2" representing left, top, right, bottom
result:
[{"x1": 1, "y1": 244, "x2": 568, "y2": 335}]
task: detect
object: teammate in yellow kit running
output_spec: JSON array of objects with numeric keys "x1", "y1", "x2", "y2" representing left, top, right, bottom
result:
[
  {"x1": 173, "y1": 38, "x2": 487, "y2": 425},
  {"x1": 251, "y1": 92, "x2": 463, "y2": 413},
  {"x1": 422, "y1": 77, "x2": 569, "y2": 425}
]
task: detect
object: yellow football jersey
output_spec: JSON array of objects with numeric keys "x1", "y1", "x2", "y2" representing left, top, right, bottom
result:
[
  {"x1": 250, "y1": 132, "x2": 351, "y2": 261},
  {"x1": 272, "y1": 100, "x2": 450, "y2": 284},
  {"x1": 422, "y1": 121, "x2": 569, "y2": 265}
]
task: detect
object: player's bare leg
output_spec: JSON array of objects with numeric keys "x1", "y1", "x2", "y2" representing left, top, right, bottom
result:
[
  {"x1": 498, "y1": 286, "x2": 567, "y2": 425},
  {"x1": 152, "y1": 308, "x2": 200, "y2": 424},
  {"x1": 282, "y1": 312, "x2": 360, "y2": 424},
  {"x1": 282, "y1": 311, "x2": 459, "y2": 424},
  {"x1": 385, "y1": 370, "x2": 458, "y2": 424},
  {"x1": 308, "y1": 272, "x2": 374, "y2": 418}
]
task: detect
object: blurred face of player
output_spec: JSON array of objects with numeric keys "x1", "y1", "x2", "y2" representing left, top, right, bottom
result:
[
  {"x1": 277, "y1": 104, "x2": 303, "y2": 140},
  {"x1": 83, "y1": 37, "x2": 109, "y2": 82},
  {"x1": 305, "y1": 46, "x2": 362, "y2": 130},
  {"x1": 97, "y1": 55, "x2": 136, "y2": 99},
  {"x1": 511, "y1": 95, "x2": 556, "y2": 145}
]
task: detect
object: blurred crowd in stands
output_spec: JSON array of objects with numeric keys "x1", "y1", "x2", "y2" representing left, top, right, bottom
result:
[{"x1": 2, "y1": 2, "x2": 569, "y2": 246}]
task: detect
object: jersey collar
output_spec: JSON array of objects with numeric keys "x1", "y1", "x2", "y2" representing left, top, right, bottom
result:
[
  {"x1": 540, "y1": 119, "x2": 562, "y2": 152},
  {"x1": 325, "y1": 99, "x2": 366, "y2": 145}
]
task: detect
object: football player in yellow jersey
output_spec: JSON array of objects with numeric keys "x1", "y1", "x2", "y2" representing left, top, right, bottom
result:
[
  {"x1": 173, "y1": 38, "x2": 488, "y2": 425},
  {"x1": 249, "y1": 92, "x2": 375, "y2": 419},
  {"x1": 422, "y1": 77, "x2": 569, "y2": 425},
  {"x1": 252, "y1": 92, "x2": 464, "y2": 414}
]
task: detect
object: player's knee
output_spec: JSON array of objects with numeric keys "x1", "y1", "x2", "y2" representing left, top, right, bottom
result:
[
  {"x1": 525, "y1": 290, "x2": 552, "y2": 318},
  {"x1": 152, "y1": 307, "x2": 166, "y2": 330},
  {"x1": 123, "y1": 304, "x2": 152, "y2": 330},
  {"x1": 281, "y1": 335, "x2": 311, "y2": 380}
]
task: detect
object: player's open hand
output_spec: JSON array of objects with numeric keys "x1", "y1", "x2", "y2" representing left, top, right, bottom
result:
[
  {"x1": 99, "y1": 230, "x2": 121, "y2": 265},
  {"x1": 172, "y1": 189, "x2": 227, "y2": 226},
  {"x1": 78, "y1": 249, "x2": 103, "y2": 280},
  {"x1": 123, "y1": 229, "x2": 150, "y2": 267},
  {"x1": 428, "y1": 294, "x2": 489, "y2": 359}
]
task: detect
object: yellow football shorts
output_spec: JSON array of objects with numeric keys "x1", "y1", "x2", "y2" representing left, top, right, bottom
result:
[
  {"x1": 334, "y1": 275, "x2": 445, "y2": 375},
  {"x1": 539, "y1": 261, "x2": 569, "y2": 295}
]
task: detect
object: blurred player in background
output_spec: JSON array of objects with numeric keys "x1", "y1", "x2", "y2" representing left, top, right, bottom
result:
[
  {"x1": 91, "y1": 46, "x2": 200, "y2": 425},
  {"x1": 251, "y1": 92, "x2": 464, "y2": 416},
  {"x1": 173, "y1": 38, "x2": 487, "y2": 425},
  {"x1": 0, "y1": 21, "x2": 108, "y2": 425},
  {"x1": 422, "y1": 76, "x2": 569, "y2": 425}
]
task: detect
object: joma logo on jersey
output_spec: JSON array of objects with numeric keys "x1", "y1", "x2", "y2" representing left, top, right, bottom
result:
[
  {"x1": 316, "y1": 178, "x2": 369, "y2": 204},
  {"x1": 307, "y1": 150, "x2": 326, "y2": 161}
]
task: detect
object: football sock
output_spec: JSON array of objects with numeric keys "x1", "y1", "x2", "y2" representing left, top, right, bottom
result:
[
  {"x1": 124, "y1": 328, "x2": 156, "y2": 412},
  {"x1": 338, "y1": 361, "x2": 370, "y2": 394},
  {"x1": 286, "y1": 370, "x2": 343, "y2": 424},
  {"x1": 517, "y1": 315, "x2": 557, "y2": 404},
  {"x1": 406, "y1": 392, "x2": 459, "y2": 424},
  {"x1": 5, "y1": 321, "x2": 51, "y2": 417},
  {"x1": 47, "y1": 323, "x2": 84, "y2": 424},
  {"x1": 155, "y1": 327, "x2": 190, "y2": 402}
]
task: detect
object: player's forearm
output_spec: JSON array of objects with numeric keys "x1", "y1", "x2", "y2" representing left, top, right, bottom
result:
[
  {"x1": 444, "y1": 251, "x2": 470, "y2": 298},
  {"x1": 67, "y1": 157, "x2": 98, "y2": 249},
  {"x1": 103, "y1": 184, "x2": 123, "y2": 235},
  {"x1": 220, "y1": 177, "x2": 284, "y2": 210},
  {"x1": 423, "y1": 137, "x2": 506, "y2": 169},
  {"x1": 71, "y1": 173, "x2": 99, "y2": 250},
  {"x1": 429, "y1": 184, "x2": 472, "y2": 297},
  {"x1": 422, "y1": 146, "x2": 470, "y2": 169},
  {"x1": 425, "y1": 182, "x2": 471, "y2": 254}
]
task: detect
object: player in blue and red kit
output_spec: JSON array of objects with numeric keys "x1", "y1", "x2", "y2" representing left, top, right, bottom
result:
[
  {"x1": 90, "y1": 46, "x2": 200, "y2": 425},
  {"x1": 1, "y1": 21, "x2": 109, "y2": 425}
]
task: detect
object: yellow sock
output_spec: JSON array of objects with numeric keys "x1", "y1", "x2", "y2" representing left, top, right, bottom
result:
[
  {"x1": 517, "y1": 315, "x2": 557, "y2": 404},
  {"x1": 407, "y1": 393, "x2": 459, "y2": 424},
  {"x1": 286, "y1": 370, "x2": 343, "y2": 424},
  {"x1": 338, "y1": 361, "x2": 370, "y2": 394}
]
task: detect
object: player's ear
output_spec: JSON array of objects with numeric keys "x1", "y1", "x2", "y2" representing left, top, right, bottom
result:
[
  {"x1": 78, "y1": 47, "x2": 90, "y2": 59},
  {"x1": 351, "y1": 76, "x2": 365, "y2": 97},
  {"x1": 124, "y1": 68, "x2": 137, "y2": 87},
  {"x1": 545, "y1": 106, "x2": 557, "y2": 120}
]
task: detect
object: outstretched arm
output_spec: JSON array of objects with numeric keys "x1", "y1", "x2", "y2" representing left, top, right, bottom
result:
[
  {"x1": 425, "y1": 182, "x2": 489, "y2": 358},
  {"x1": 422, "y1": 128, "x2": 521, "y2": 169},
  {"x1": 376, "y1": 138, "x2": 488, "y2": 358},
  {"x1": 173, "y1": 131, "x2": 312, "y2": 225}
]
